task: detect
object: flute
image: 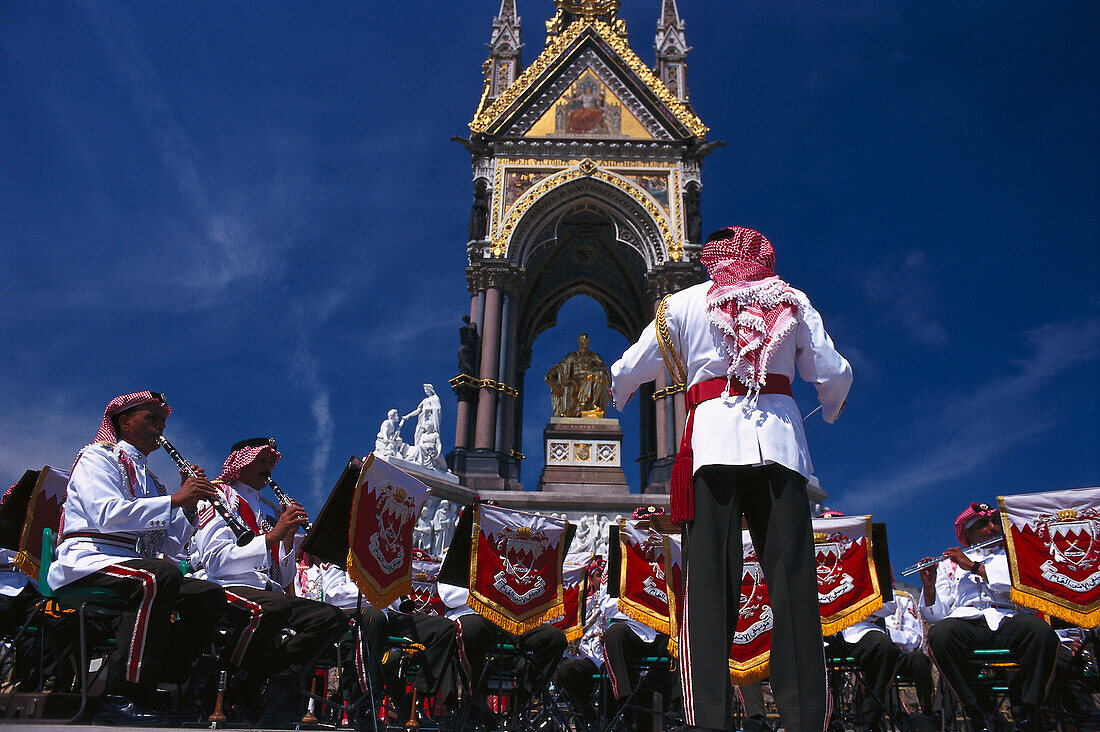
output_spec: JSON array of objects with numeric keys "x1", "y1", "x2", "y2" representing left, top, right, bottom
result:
[
  {"x1": 266, "y1": 478, "x2": 313, "y2": 533},
  {"x1": 900, "y1": 535, "x2": 1004, "y2": 577},
  {"x1": 155, "y1": 435, "x2": 256, "y2": 547}
]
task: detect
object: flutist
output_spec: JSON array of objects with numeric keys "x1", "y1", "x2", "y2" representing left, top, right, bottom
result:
[
  {"x1": 190, "y1": 437, "x2": 343, "y2": 722},
  {"x1": 48, "y1": 392, "x2": 227, "y2": 726},
  {"x1": 918, "y1": 501, "x2": 1057, "y2": 732}
]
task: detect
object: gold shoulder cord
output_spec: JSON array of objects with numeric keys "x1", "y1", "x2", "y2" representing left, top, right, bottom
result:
[{"x1": 655, "y1": 296, "x2": 686, "y2": 387}]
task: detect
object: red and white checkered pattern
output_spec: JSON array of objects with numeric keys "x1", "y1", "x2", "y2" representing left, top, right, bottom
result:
[
  {"x1": 217, "y1": 444, "x2": 281, "y2": 483},
  {"x1": 954, "y1": 501, "x2": 998, "y2": 546},
  {"x1": 701, "y1": 227, "x2": 803, "y2": 392},
  {"x1": 94, "y1": 391, "x2": 171, "y2": 443}
]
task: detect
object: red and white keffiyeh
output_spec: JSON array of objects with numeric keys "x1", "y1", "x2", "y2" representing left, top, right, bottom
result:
[
  {"x1": 94, "y1": 391, "x2": 171, "y2": 443},
  {"x1": 700, "y1": 227, "x2": 807, "y2": 393},
  {"x1": 218, "y1": 439, "x2": 281, "y2": 483}
]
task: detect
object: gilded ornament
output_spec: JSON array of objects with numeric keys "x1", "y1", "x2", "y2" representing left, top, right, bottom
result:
[{"x1": 471, "y1": 20, "x2": 707, "y2": 139}]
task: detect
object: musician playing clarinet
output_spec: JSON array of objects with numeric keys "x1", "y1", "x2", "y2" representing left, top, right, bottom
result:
[
  {"x1": 919, "y1": 501, "x2": 1058, "y2": 732},
  {"x1": 191, "y1": 438, "x2": 343, "y2": 720},
  {"x1": 48, "y1": 392, "x2": 227, "y2": 726}
]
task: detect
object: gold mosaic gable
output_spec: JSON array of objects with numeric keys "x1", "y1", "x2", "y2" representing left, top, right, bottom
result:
[
  {"x1": 471, "y1": 20, "x2": 707, "y2": 139},
  {"x1": 525, "y1": 67, "x2": 653, "y2": 139}
]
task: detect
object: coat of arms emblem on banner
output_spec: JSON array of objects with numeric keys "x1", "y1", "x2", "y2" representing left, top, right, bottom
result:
[
  {"x1": 815, "y1": 531, "x2": 857, "y2": 605},
  {"x1": 371, "y1": 483, "x2": 416, "y2": 575},
  {"x1": 494, "y1": 525, "x2": 550, "y2": 605},
  {"x1": 1034, "y1": 508, "x2": 1100, "y2": 592}
]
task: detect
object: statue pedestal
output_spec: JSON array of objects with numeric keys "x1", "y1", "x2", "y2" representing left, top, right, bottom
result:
[{"x1": 535, "y1": 417, "x2": 629, "y2": 494}]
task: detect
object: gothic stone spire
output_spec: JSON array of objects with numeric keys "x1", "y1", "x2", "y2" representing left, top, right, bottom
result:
[
  {"x1": 486, "y1": 0, "x2": 522, "y2": 99},
  {"x1": 655, "y1": 0, "x2": 690, "y2": 102}
]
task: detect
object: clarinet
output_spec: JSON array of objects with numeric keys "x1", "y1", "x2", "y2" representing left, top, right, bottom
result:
[
  {"x1": 266, "y1": 478, "x2": 313, "y2": 533},
  {"x1": 155, "y1": 435, "x2": 256, "y2": 547}
]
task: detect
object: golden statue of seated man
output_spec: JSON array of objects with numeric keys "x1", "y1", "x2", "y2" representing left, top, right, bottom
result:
[{"x1": 545, "y1": 333, "x2": 612, "y2": 418}]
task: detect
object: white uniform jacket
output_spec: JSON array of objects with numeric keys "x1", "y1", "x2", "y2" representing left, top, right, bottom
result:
[
  {"x1": 49, "y1": 441, "x2": 195, "y2": 590},
  {"x1": 919, "y1": 545, "x2": 1018, "y2": 630},
  {"x1": 192, "y1": 480, "x2": 299, "y2": 591},
  {"x1": 886, "y1": 590, "x2": 926, "y2": 652},
  {"x1": 611, "y1": 282, "x2": 852, "y2": 478},
  {"x1": 319, "y1": 563, "x2": 386, "y2": 612},
  {"x1": 437, "y1": 581, "x2": 475, "y2": 620},
  {"x1": 839, "y1": 600, "x2": 897, "y2": 645}
]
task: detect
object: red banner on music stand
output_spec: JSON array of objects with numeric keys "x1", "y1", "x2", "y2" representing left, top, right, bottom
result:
[
  {"x1": 553, "y1": 562, "x2": 588, "y2": 641},
  {"x1": 410, "y1": 557, "x2": 448, "y2": 617},
  {"x1": 813, "y1": 515, "x2": 882, "y2": 635},
  {"x1": 347, "y1": 455, "x2": 432, "y2": 609},
  {"x1": 1000, "y1": 487, "x2": 1100, "y2": 627},
  {"x1": 17, "y1": 467, "x2": 69, "y2": 580},
  {"x1": 618, "y1": 518, "x2": 671, "y2": 635},
  {"x1": 664, "y1": 531, "x2": 773, "y2": 683},
  {"x1": 468, "y1": 504, "x2": 569, "y2": 635}
]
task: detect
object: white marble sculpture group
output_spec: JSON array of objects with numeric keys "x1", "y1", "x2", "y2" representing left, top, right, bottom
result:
[{"x1": 374, "y1": 383, "x2": 449, "y2": 473}]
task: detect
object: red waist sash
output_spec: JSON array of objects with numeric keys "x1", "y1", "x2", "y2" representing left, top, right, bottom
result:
[{"x1": 670, "y1": 376, "x2": 792, "y2": 525}]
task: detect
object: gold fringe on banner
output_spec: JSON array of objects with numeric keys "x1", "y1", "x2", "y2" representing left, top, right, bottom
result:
[
  {"x1": 467, "y1": 594, "x2": 565, "y2": 637},
  {"x1": 15, "y1": 550, "x2": 38, "y2": 582},
  {"x1": 729, "y1": 659, "x2": 770, "y2": 685},
  {"x1": 617, "y1": 599, "x2": 671, "y2": 636},
  {"x1": 347, "y1": 549, "x2": 410, "y2": 610},
  {"x1": 562, "y1": 624, "x2": 583, "y2": 643},
  {"x1": 1011, "y1": 588, "x2": 1100, "y2": 629},
  {"x1": 820, "y1": 595, "x2": 882, "y2": 637},
  {"x1": 667, "y1": 636, "x2": 679, "y2": 659}
]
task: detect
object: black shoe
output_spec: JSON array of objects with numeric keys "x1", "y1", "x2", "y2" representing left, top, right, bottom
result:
[{"x1": 93, "y1": 694, "x2": 175, "y2": 727}]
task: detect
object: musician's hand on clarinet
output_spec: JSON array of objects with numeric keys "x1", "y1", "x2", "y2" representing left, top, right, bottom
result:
[
  {"x1": 172, "y1": 474, "x2": 217, "y2": 510},
  {"x1": 266, "y1": 500, "x2": 308, "y2": 547},
  {"x1": 918, "y1": 559, "x2": 937, "y2": 597},
  {"x1": 178, "y1": 463, "x2": 206, "y2": 486}
]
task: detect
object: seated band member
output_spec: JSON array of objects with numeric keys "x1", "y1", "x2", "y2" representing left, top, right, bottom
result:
[
  {"x1": 885, "y1": 587, "x2": 934, "y2": 721},
  {"x1": 48, "y1": 392, "x2": 227, "y2": 725},
  {"x1": 919, "y1": 502, "x2": 1059, "y2": 732},
  {"x1": 553, "y1": 556, "x2": 607, "y2": 728},
  {"x1": 192, "y1": 438, "x2": 344, "y2": 715},
  {"x1": 438, "y1": 580, "x2": 567, "y2": 721},
  {"x1": 321, "y1": 557, "x2": 460, "y2": 712}
]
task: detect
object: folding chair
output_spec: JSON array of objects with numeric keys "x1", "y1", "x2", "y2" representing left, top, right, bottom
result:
[
  {"x1": 36, "y1": 527, "x2": 127, "y2": 723},
  {"x1": 457, "y1": 639, "x2": 577, "y2": 732},
  {"x1": 601, "y1": 652, "x2": 676, "y2": 732}
]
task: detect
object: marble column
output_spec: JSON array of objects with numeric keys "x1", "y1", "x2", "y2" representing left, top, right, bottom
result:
[
  {"x1": 474, "y1": 286, "x2": 503, "y2": 450},
  {"x1": 453, "y1": 293, "x2": 480, "y2": 450}
]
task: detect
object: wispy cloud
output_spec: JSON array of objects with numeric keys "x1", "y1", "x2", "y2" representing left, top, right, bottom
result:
[
  {"x1": 863, "y1": 250, "x2": 949, "y2": 346},
  {"x1": 843, "y1": 313, "x2": 1100, "y2": 510},
  {"x1": 76, "y1": 1, "x2": 305, "y2": 304}
]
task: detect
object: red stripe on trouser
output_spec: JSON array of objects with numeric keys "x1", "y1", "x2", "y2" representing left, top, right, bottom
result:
[
  {"x1": 355, "y1": 625, "x2": 367, "y2": 692},
  {"x1": 679, "y1": 529, "x2": 694, "y2": 726},
  {"x1": 455, "y1": 618, "x2": 472, "y2": 683},
  {"x1": 224, "y1": 591, "x2": 264, "y2": 667},
  {"x1": 603, "y1": 646, "x2": 620, "y2": 698},
  {"x1": 100, "y1": 564, "x2": 158, "y2": 684}
]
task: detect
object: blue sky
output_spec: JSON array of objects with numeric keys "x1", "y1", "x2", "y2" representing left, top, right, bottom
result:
[{"x1": 1, "y1": 1, "x2": 1096, "y2": 573}]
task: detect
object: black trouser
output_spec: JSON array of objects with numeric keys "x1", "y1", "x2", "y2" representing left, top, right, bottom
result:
[
  {"x1": 736, "y1": 681, "x2": 767, "y2": 720},
  {"x1": 336, "y1": 606, "x2": 387, "y2": 704},
  {"x1": 67, "y1": 558, "x2": 225, "y2": 694},
  {"x1": 681, "y1": 464, "x2": 826, "y2": 732},
  {"x1": 386, "y1": 612, "x2": 459, "y2": 704},
  {"x1": 458, "y1": 614, "x2": 567, "y2": 702},
  {"x1": 0, "y1": 585, "x2": 47, "y2": 690},
  {"x1": 554, "y1": 656, "x2": 599, "y2": 724},
  {"x1": 894, "y1": 648, "x2": 934, "y2": 716},
  {"x1": 826, "y1": 629, "x2": 900, "y2": 725},
  {"x1": 1054, "y1": 640, "x2": 1099, "y2": 719},
  {"x1": 927, "y1": 613, "x2": 1059, "y2": 713},
  {"x1": 223, "y1": 586, "x2": 344, "y2": 684},
  {"x1": 603, "y1": 622, "x2": 671, "y2": 701}
]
